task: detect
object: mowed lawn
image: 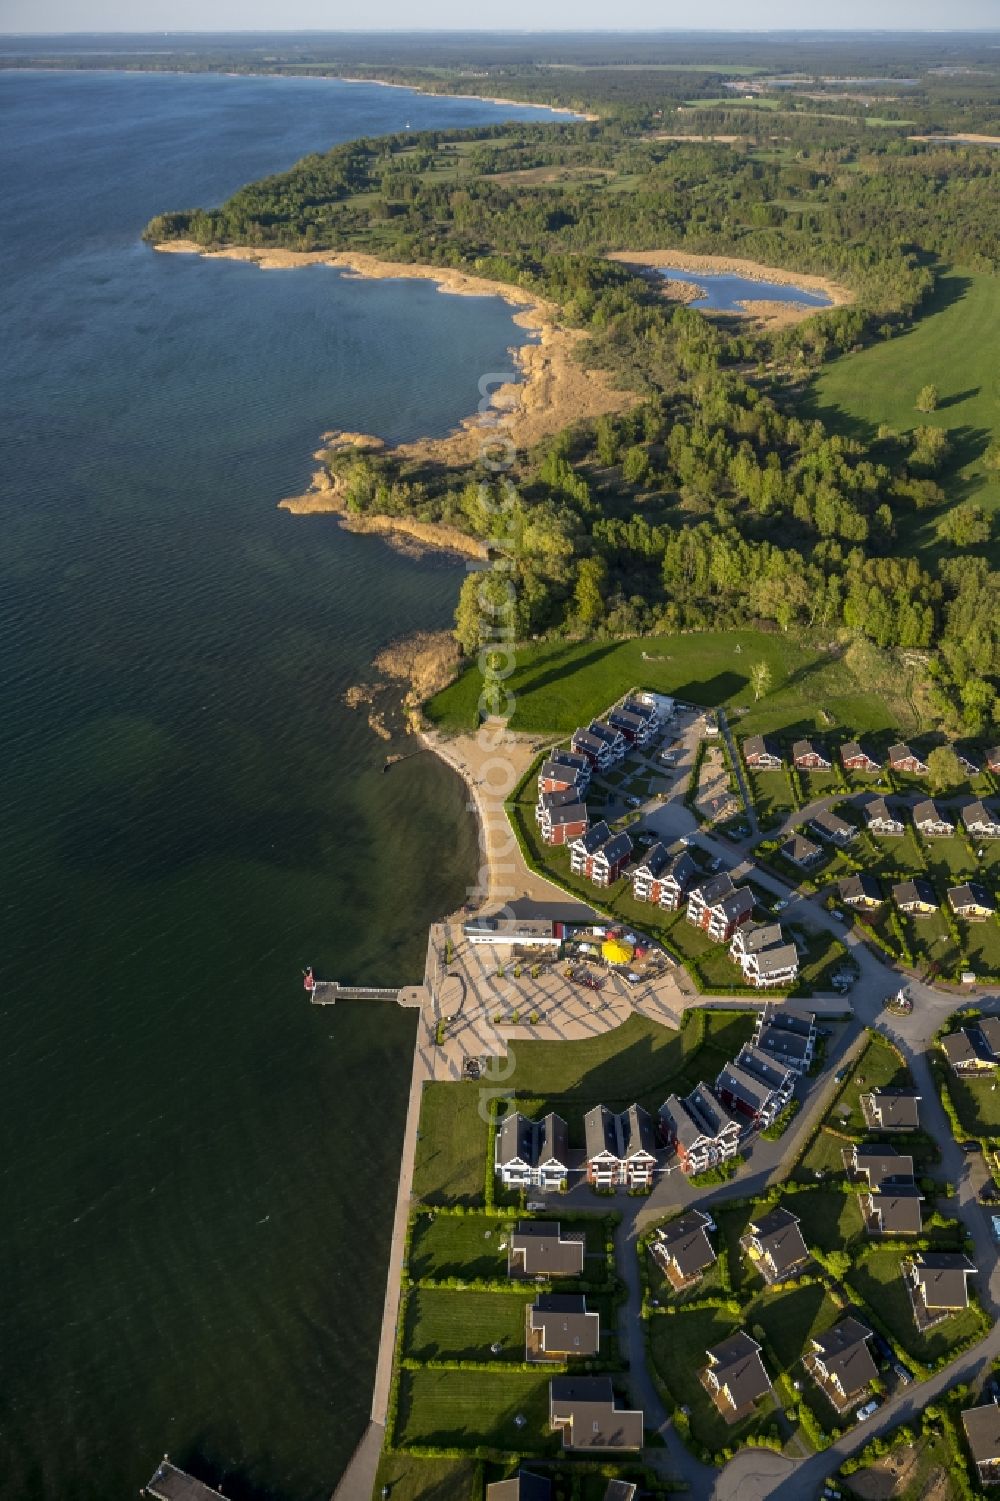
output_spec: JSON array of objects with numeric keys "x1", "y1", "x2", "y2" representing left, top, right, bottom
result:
[
  {"x1": 409, "y1": 1213, "x2": 516, "y2": 1281},
  {"x1": 396, "y1": 1367, "x2": 559, "y2": 1451},
  {"x1": 946, "y1": 1068, "x2": 1000, "y2": 1138},
  {"x1": 810, "y1": 268, "x2": 1000, "y2": 559},
  {"x1": 846, "y1": 1248, "x2": 990, "y2": 1365},
  {"x1": 405, "y1": 1288, "x2": 534, "y2": 1362},
  {"x1": 373, "y1": 1454, "x2": 475, "y2": 1501},
  {"x1": 648, "y1": 1304, "x2": 765, "y2": 1451},
  {"x1": 412, "y1": 1083, "x2": 487, "y2": 1206},
  {"x1": 425, "y1": 630, "x2": 902, "y2": 736},
  {"x1": 825, "y1": 1034, "x2": 910, "y2": 1133}
]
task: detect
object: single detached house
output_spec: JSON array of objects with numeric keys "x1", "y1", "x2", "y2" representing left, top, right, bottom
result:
[
  {"x1": 861, "y1": 1183, "x2": 923, "y2": 1237},
  {"x1": 686, "y1": 874, "x2": 754, "y2": 943},
  {"x1": 962, "y1": 1400, "x2": 1000, "y2": 1488},
  {"x1": 743, "y1": 735, "x2": 782, "y2": 769},
  {"x1": 509, "y1": 1222, "x2": 585, "y2": 1279},
  {"x1": 652, "y1": 1209, "x2": 717, "y2": 1289},
  {"x1": 861, "y1": 1090, "x2": 921, "y2": 1132},
  {"x1": 893, "y1": 878, "x2": 938, "y2": 916},
  {"x1": 527, "y1": 1294, "x2": 600, "y2": 1361},
  {"x1": 754, "y1": 1002, "x2": 816, "y2": 1072},
  {"x1": 792, "y1": 738, "x2": 831, "y2": 770},
  {"x1": 741, "y1": 1205, "x2": 809, "y2": 1283},
  {"x1": 781, "y1": 833, "x2": 823, "y2": 868},
  {"x1": 907, "y1": 1252, "x2": 977, "y2": 1328},
  {"x1": 963, "y1": 802, "x2": 1000, "y2": 840},
  {"x1": 889, "y1": 743, "x2": 929, "y2": 775},
  {"x1": 702, "y1": 1332, "x2": 772, "y2": 1423},
  {"x1": 839, "y1": 873, "x2": 884, "y2": 910},
  {"x1": 496, "y1": 1111, "x2": 570, "y2": 1191},
  {"x1": 949, "y1": 882, "x2": 996, "y2": 920},
  {"x1": 841, "y1": 741, "x2": 880, "y2": 773},
  {"x1": 851, "y1": 1143, "x2": 915, "y2": 1191},
  {"x1": 988, "y1": 747, "x2": 1000, "y2": 775},
  {"x1": 913, "y1": 800, "x2": 955, "y2": 838},
  {"x1": 809, "y1": 809, "x2": 856, "y2": 846},
  {"x1": 806, "y1": 1318, "x2": 878, "y2": 1413},
  {"x1": 865, "y1": 797, "x2": 904, "y2": 836},
  {"x1": 941, "y1": 1028, "x2": 996, "y2": 1074},
  {"x1": 548, "y1": 1377, "x2": 643, "y2": 1452}
]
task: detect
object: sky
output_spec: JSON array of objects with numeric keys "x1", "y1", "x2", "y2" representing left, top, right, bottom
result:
[{"x1": 2, "y1": 0, "x2": 999, "y2": 32}]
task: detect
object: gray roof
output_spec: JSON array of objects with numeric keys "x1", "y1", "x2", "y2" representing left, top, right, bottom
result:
[
  {"x1": 811, "y1": 1318, "x2": 877, "y2": 1392},
  {"x1": 889, "y1": 741, "x2": 920, "y2": 762},
  {"x1": 544, "y1": 799, "x2": 589, "y2": 828},
  {"x1": 146, "y1": 1464, "x2": 226, "y2": 1501},
  {"x1": 718, "y1": 887, "x2": 755, "y2": 923},
  {"x1": 587, "y1": 721, "x2": 621, "y2": 746},
  {"x1": 867, "y1": 1185, "x2": 923, "y2": 1235},
  {"x1": 963, "y1": 800, "x2": 998, "y2": 829},
  {"x1": 893, "y1": 878, "x2": 937, "y2": 909},
  {"x1": 748, "y1": 1206, "x2": 809, "y2": 1274},
  {"x1": 781, "y1": 833, "x2": 821, "y2": 863},
  {"x1": 736, "y1": 1043, "x2": 796, "y2": 1092},
  {"x1": 716, "y1": 1060, "x2": 770, "y2": 1114},
  {"x1": 602, "y1": 1483, "x2": 637, "y2": 1501},
  {"x1": 810, "y1": 809, "x2": 854, "y2": 838},
  {"x1": 656, "y1": 1211, "x2": 717, "y2": 1278},
  {"x1": 911, "y1": 1252, "x2": 976, "y2": 1309},
  {"x1": 853, "y1": 1144, "x2": 914, "y2": 1189},
  {"x1": 548, "y1": 1377, "x2": 644, "y2": 1451},
  {"x1": 585, "y1": 1104, "x2": 620, "y2": 1161},
  {"x1": 572, "y1": 730, "x2": 605, "y2": 755},
  {"x1": 692, "y1": 871, "x2": 736, "y2": 906},
  {"x1": 737, "y1": 922, "x2": 784, "y2": 956},
  {"x1": 864, "y1": 1090, "x2": 921, "y2": 1130},
  {"x1": 941, "y1": 1030, "x2": 986, "y2": 1068},
  {"x1": 839, "y1": 873, "x2": 883, "y2": 905},
  {"x1": 950, "y1": 882, "x2": 995, "y2": 912},
  {"x1": 977, "y1": 1018, "x2": 1000, "y2": 1058},
  {"x1": 577, "y1": 820, "x2": 612, "y2": 855},
  {"x1": 706, "y1": 1332, "x2": 772, "y2": 1409},
  {"x1": 498, "y1": 1111, "x2": 569, "y2": 1169},
  {"x1": 744, "y1": 734, "x2": 780, "y2": 760},
  {"x1": 621, "y1": 1103, "x2": 657, "y2": 1161},
  {"x1": 866, "y1": 797, "x2": 900, "y2": 824},
  {"x1": 962, "y1": 1401, "x2": 1000, "y2": 1468},
  {"x1": 599, "y1": 831, "x2": 633, "y2": 867},
  {"x1": 793, "y1": 738, "x2": 828, "y2": 762},
  {"x1": 486, "y1": 1474, "x2": 553, "y2": 1501},
  {"x1": 635, "y1": 841, "x2": 670, "y2": 880},
  {"x1": 511, "y1": 1221, "x2": 585, "y2": 1277},
  {"x1": 622, "y1": 697, "x2": 657, "y2": 721},
  {"x1": 540, "y1": 1113, "x2": 569, "y2": 1166},
  {"x1": 665, "y1": 850, "x2": 698, "y2": 887},
  {"x1": 530, "y1": 1293, "x2": 600, "y2": 1356},
  {"x1": 660, "y1": 1093, "x2": 710, "y2": 1153},
  {"x1": 686, "y1": 1081, "x2": 740, "y2": 1139},
  {"x1": 540, "y1": 758, "x2": 585, "y2": 784},
  {"x1": 753, "y1": 943, "x2": 799, "y2": 978},
  {"x1": 914, "y1": 799, "x2": 950, "y2": 827},
  {"x1": 842, "y1": 740, "x2": 878, "y2": 764},
  {"x1": 758, "y1": 1003, "x2": 814, "y2": 1037}
]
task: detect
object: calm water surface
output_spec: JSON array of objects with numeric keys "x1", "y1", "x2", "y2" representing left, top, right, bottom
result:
[
  {"x1": 657, "y1": 265, "x2": 832, "y2": 310},
  {"x1": 0, "y1": 70, "x2": 565, "y2": 1501}
]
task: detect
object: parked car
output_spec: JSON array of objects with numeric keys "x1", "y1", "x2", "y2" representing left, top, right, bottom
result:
[
  {"x1": 831, "y1": 908, "x2": 845, "y2": 921},
  {"x1": 872, "y1": 1333, "x2": 893, "y2": 1362},
  {"x1": 961, "y1": 1140, "x2": 982, "y2": 1154},
  {"x1": 835, "y1": 1067, "x2": 850, "y2": 1083},
  {"x1": 772, "y1": 898, "x2": 788, "y2": 912},
  {"x1": 894, "y1": 1364, "x2": 911, "y2": 1386},
  {"x1": 856, "y1": 1400, "x2": 880, "y2": 1422},
  {"x1": 709, "y1": 856, "x2": 725, "y2": 872},
  {"x1": 979, "y1": 1183, "x2": 1000, "y2": 1203},
  {"x1": 625, "y1": 795, "x2": 642, "y2": 808}
]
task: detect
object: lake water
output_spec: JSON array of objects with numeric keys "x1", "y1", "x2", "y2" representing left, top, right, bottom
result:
[
  {"x1": 0, "y1": 70, "x2": 568, "y2": 1501},
  {"x1": 657, "y1": 266, "x2": 832, "y2": 311}
]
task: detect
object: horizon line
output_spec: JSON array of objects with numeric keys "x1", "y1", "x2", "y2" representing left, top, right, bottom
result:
[{"x1": 3, "y1": 25, "x2": 1000, "y2": 37}]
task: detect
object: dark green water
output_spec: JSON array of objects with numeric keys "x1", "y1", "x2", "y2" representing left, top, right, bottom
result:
[{"x1": 0, "y1": 70, "x2": 563, "y2": 1501}]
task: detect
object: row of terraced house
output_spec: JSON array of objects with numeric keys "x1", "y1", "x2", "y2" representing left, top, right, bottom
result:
[
  {"x1": 745, "y1": 735, "x2": 1000, "y2": 779},
  {"x1": 495, "y1": 1003, "x2": 815, "y2": 1188}
]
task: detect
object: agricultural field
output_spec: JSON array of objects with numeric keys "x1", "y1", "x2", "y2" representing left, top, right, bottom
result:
[
  {"x1": 425, "y1": 630, "x2": 913, "y2": 738},
  {"x1": 810, "y1": 268, "x2": 1000, "y2": 559}
]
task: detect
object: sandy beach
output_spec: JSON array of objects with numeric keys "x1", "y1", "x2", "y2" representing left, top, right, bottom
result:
[
  {"x1": 338, "y1": 74, "x2": 600, "y2": 122},
  {"x1": 606, "y1": 248, "x2": 853, "y2": 312},
  {"x1": 155, "y1": 241, "x2": 636, "y2": 544}
]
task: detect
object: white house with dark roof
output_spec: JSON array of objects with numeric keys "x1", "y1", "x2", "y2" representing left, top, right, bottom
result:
[
  {"x1": 964, "y1": 801, "x2": 1000, "y2": 840},
  {"x1": 861, "y1": 1089, "x2": 921, "y2": 1132},
  {"x1": 495, "y1": 1111, "x2": 570, "y2": 1191},
  {"x1": 536, "y1": 788, "x2": 590, "y2": 846},
  {"x1": 861, "y1": 1183, "x2": 923, "y2": 1237},
  {"x1": 548, "y1": 1377, "x2": 643, "y2": 1452},
  {"x1": 539, "y1": 752, "x2": 591, "y2": 796},
  {"x1": 509, "y1": 1222, "x2": 585, "y2": 1279},
  {"x1": 653, "y1": 1209, "x2": 717, "y2": 1288},
  {"x1": 633, "y1": 846, "x2": 696, "y2": 910},
  {"x1": 949, "y1": 882, "x2": 996, "y2": 920},
  {"x1": 839, "y1": 873, "x2": 884, "y2": 910},
  {"x1": 741, "y1": 1204, "x2": 809, "y2": 1283},
  {"x1": 780, "y1": 832, "x2": 823, "y2": 868},
  {"x1": 809, "y1": 808, "x2": 856, "y2": 846},
  {"x1": 527, "y1": 1294, "x2": 600, "y2": 1360},
  {"x1": 850, "y1": 1143, "x2": 915, "y2": 1191},
  {"x1": 893, "y1": 878, "x2": 938, "y2": 916},
  {"x1": 660, "y1": 1084, "x2": 741, "y2": 1175},
  {"x1": 686, "y1": 874, "x2": 755, "y2": 943},
  {"x1": 907, "y1": 1252, "x2": 977, "y2": 1327},
  {"x1": 702, "y1": 1332, "x2": 772, "y2": 1421},
  {"x1": 584, "y1": 1103, "x2": 658, "y2": 1190},
  {"x1": 806, "y1": 1318, "x2": 878, "y2": 1412},
  {"x1": 865, "y1": 797, "x2": 904, "y2": 836},
  {"x1": 962, "y1": 1400, "x2": 1000, "y2": 1488},
  {"x1": 570, "y1": 823, "x2": 632, "y2": 887},
  {"x1": 571, "y1": 722, "x2": 625, "y2": 771},
  {"x1": 715, "y1": 1044, "x2": 795, "y2": 1129},
  {"x1": 913, "y1": 800, "x2": 955, "y2": 838}
]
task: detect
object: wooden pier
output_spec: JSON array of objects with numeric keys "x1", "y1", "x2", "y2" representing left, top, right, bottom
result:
[
  {"x1": 310, "y1": 980, "x2": 402, "y2": 1005},
  {"x1": 145, "y1": 1459, "x2": 226, "y2": 1501}
]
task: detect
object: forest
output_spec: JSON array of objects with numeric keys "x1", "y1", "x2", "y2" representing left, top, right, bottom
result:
[{"x1": 134, "y1": 39, "x2": 1000, "y2": 738}]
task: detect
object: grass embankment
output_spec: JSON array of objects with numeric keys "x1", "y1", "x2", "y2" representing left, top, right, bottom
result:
[
  {"x1": 810, "y1": 268, "x2": 1000, "y2": 559},
  {"x1": 425, "y1": 629, "x2": 915, "y2": 737}
]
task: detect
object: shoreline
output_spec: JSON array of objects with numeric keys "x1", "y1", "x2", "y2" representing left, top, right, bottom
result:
[
  {"x1": 338, "y1": 74, "x2": 599, "y2": 122},
  {"x1": 154, "y1": 240, "x2": 637, "y2": 546},
  {"x1": 606, "y1": 248, "x2": 854, "y2": 311}
]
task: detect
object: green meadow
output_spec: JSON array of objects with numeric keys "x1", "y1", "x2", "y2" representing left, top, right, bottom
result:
[{"x1": 810, "y1": 268, "x2": 1000, "y2": 560}]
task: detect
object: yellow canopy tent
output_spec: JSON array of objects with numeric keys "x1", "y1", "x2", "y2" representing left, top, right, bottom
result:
[{"x1": 601, "y1": 938, "x2": 634, "y2": 966}]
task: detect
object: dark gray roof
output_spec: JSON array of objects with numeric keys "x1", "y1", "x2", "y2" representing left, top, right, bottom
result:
[
  {"x1": 912, "y1": 1253, "x2": 976, "y2": 1308},
  {"x1": 599, "y1": 831, "x2": 633, "y2": 867},
  {"x1": 497, "y1": 1110, "x2": 540, "y2": 1167},
  {"x1": 511, "y1": 1221, "x2": 585, "y2": 1277},
  {"x1": 810, "y1": 808, "x2": 854, "y2": 837},
  {"x1": 753, "y1": 943, "x2": 799, "y2": 978},
  {"x1": 963, "y1": 800, "x2": 997, "y2": 828},
  {"x1": 842, "y1": 740, "x2": 878, "y2": 764},
  {"x1": 660, "y1": 1093, "x2": 709, "y2": 1153},
  {"x1": 736, "y1": 1043, "x2": 796, "y2": 1092},
  {"x1": 686, "y1": 1082, "x2": 740, "y2": 1139},
  {"x1": 793, "y1": 738, "x2": 827, "y2": 761},
  {"x1": 578, "y1": 820, "x2": 612, "y2": 855},
  {"x1": 758, "y1": 1003, "x2": 814, "y2": 1037},
  {"x1": 585, "y1": 1104, "x2": 620, "y2": 1160},
  {"x1": 748, "y1": 1206, "x2": 809, "y2": 1273},
  {"x1": 540, "y1": 1113, "x2": 569, "y2": 1166},
  {"x1": 853, "y1": 1144, "x2": 914, "y2": 1189},
  {"x1": 914, "y1": 799, "x2": 950, "y2": 826},
  {"x1": 622, "y1": 696, "x2": 657, "y2": 721},
  {"x1": 530, "y1": 1293, "x2": 600, "y2": 1356},
  {"x1": 486, "y1": 1472, "x2": 553, "y2": 1501},
  {"x1": 665, "y1": 850, "x2": 698, "y2": 887},
  {"x1": 146, "y1": 1464, "x2": 226, "y2": 1501},
  {"x1": 656, "y1": 1211, "x2": 716, "y2": 1278},
  {"x1": 692, "y1": 871, "x2": 736, "y2": 906},
  {"x1": 548, "y1": 1377, "x2": 644, "y2": 1451},
  {"x1": 716, "y1": 1060, "x2": 770, "y2": 1113},
  {"x1": 572, "y1": 730, "x2": 605, "y2": 754},
  {"x1": 635, "y1": 841, "x2": 670, "y2": 880},
  {"x1": 736, "y1": 922, "x2": 784, "y2": 955},
  {"x1": 839, "y1": 873, "x2": 883, "y2": 904},
  {"x1": 864, "y1": 1090, "x2": 921, "y2": 1130},
  {"x1": 889, "y1": 741, "x2": 917, "y2": 761},
  {"x1": 706, "y1": 1332, "x2": 771, "y2": 1409},
  {"x1": 977, "y1": 1018, "x2": 1000, "y2": 1057},
  {"x1": 949, "y1": 882, "x2": 995, "y2": 912},
  {"x1": 745, "y1": 734, "x2": 780, "y2": 760},
  {"x1": 781, "y1": 833, "x2": 821, "y2": 863},
  {"x1": 962, "y1": 1401, "x2": 1000, "y2": 1468},
  {"x1": 866, "y1": 797, "x2": 899, "y2": 824},
  {"x1": 867, "y1": 1185, "x2": 923, "y2": 1235},
  {"x1": 540, "y1": 758, "x2": 585, "y2": 784},
  {"x1": 811, "y1": 1318, "x2": 877, "y2": 1392},
  {"x1": 621, "y1": 1103, "x2": 657, "y2": 1160},
  {"x1": 539, "y1": 786, "x2": 581, "y2": 809},
  {"x1": 587, "y1": 721, "x2": 621, "y2": 746},
  {"x1": 602, "y1": 1483, "x2": 638, "y2": 1501},
  {"x1": 893, "y1": 878, "x2": 937, "y2": 908},
  {"x1": 718, "y1": 887, "x2": 755, "y2": 923},
  {"x1": 941, "y1": 1030, "x2": 985, "y2": 1067}
]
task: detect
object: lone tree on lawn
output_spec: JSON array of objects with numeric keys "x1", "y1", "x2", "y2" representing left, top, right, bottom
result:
[
  {"x1": 750, "y1": 660, "x2": 772, "y2": 701},
  {"x1": 927, "y1": 744, "x2": 963, "y2": 795},
  {"x1": 915, "y1": 383, "x2": 939, "y2": 413}
]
